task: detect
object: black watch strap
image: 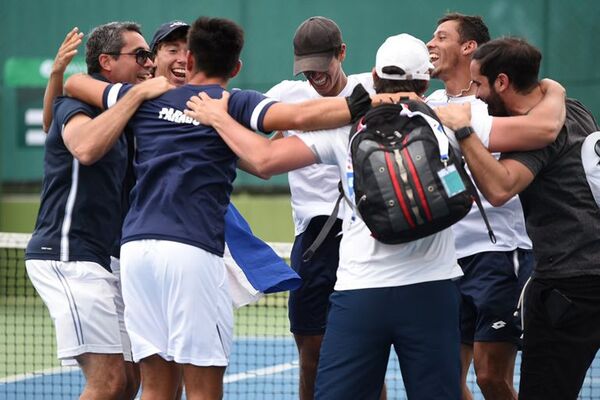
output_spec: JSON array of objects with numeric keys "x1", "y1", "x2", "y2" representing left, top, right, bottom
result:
[{"x1": 455, "y1": 125, "x2": 474, "y2": 141}]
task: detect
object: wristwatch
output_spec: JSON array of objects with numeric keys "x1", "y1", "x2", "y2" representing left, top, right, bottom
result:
[{"x1": 455, "y1": 125, "x2": 474, "y2": 141}]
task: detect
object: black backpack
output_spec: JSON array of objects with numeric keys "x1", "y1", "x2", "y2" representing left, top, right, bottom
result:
[{"x1": 303, "y1": 100, "x2": 495, "y2": 261}]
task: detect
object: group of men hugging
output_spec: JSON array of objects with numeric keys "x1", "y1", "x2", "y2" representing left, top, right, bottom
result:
[{"x1": 25, "y1": 10, "x2": 600, "y2": 400}]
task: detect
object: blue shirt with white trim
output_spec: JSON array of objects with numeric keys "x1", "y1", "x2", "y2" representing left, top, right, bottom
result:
[
  {"x1": 104, "y1": 83, "x2": 276, "y2": 256},
  {"x1": 25, "y1": 97, "x2": 127, "y2": 270}
]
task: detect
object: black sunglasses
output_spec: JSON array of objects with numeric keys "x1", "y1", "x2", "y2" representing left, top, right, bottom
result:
[{"x1": 105, "y1": 49, "x2": 154, "y2": 66}]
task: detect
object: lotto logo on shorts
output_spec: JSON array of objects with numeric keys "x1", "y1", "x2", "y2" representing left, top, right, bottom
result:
[
  {"x1": 158, "y1": 107, "x2": 200, "y2": 126},
  {"x1": 491, "y1": 320, "x2": 507, "y2": 330}
]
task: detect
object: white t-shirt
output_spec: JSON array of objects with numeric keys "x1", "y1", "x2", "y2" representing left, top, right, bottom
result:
[
  {"x1": 266, "y1": 73, "x2": 374, "y2": 236},
  {"x1": 298, "y1": 127, "x2": 463, "y2": 291},
  {"x1": 427, "y1": 89, "x2": 532, "y2": 258}
]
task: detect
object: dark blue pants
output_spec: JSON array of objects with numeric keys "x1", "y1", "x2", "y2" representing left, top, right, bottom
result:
[{"x1": 315, "y1": 280, "x2": 461, "y2": 400}]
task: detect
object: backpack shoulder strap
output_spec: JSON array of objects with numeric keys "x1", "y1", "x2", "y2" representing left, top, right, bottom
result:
[
  {"x1": 454, "y1": 159, "x2": 497, "y2": 244},
  {"x1": 302, "y1": 182, "x2": 345, "y2": 262}
]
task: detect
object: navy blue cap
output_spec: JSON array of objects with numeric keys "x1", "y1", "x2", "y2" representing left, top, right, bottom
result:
[{"x1": 150, "y1": 21, "x2": 190, "y2": 52}]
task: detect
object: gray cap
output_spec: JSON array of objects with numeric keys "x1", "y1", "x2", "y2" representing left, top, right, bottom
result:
[{"x1": 293, "y1": 16, "x2": 342, "y2": 75}]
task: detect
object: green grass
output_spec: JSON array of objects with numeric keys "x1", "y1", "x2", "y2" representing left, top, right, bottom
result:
[{"x1": 0, "y1": 195, "x2": 40, "y2": 233}]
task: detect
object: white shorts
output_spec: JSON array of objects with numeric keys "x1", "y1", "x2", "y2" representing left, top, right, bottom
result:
[
  {"x1": 25, "y1": 259, "x2": 129, "y2": 365},
  {"x1": 120, "y1": 239, "x2": 233, "y2": 366},
  {"x1": 110, "y1": 257, "x2": 133, "y2": 362}
]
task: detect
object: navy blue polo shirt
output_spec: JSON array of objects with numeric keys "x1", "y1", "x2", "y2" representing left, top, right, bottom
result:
[
  {"x1": 103, "y1": 83, "x2": 276, "y2": 256},
  {"x1": 26, "y1": 97, "x2": 127, "y2": 270}
]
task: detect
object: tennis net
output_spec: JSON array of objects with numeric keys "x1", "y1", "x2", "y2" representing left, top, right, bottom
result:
[{"x1": 1, "y1": 232, "x2": 599, "y2": 399}]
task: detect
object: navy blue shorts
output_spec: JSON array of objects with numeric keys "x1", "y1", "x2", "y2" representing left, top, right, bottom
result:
[
  {"x1": 288, "y1": 216, "x2": 342, "y2": 335},
  {"x1": 314, "y1": 281, "x2": 461, "y2": 400},
  {"x1": 457, "y1": 249, "x2": 534, "y2": 345}
]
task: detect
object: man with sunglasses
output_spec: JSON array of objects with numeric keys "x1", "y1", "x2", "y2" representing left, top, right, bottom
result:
[{"x1": 26, "y1": 22, "x2": 170, "y2": 400}]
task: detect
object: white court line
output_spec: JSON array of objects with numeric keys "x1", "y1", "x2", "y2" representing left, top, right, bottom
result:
[
  {"x1": 224, "y1": 360, "x2": 299, "y2": 383},
  {"x1": 0, "y1": 361, "x2": 299, "y2": 385},
  {"x1": 0, "y1": 366, "x2": 78, "y2": 384}
]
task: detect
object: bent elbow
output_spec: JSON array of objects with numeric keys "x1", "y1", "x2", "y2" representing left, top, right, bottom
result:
[
  {"x1": 254, "y1": 170, "x2": 273, "y2": 180},
  {"x1": 544, "y1": 120, "x2": 563, "y2": 143},
  {"x1": 253, "y1": 161, "x2": 276, "y2": 179},
  {"x1": 75, "y1": 154, "x2": 96, "y2": 166},
  {"x1": 71, "y1": 148, "x2": 99, "y2": 166},
  {"x1": 485, "y1": 191, "x2": 511, "y2": 207}
]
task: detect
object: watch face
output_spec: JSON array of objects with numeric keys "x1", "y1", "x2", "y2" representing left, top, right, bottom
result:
[{"x1": 457, "y1": 126, "x2": 473, "y2": 140}]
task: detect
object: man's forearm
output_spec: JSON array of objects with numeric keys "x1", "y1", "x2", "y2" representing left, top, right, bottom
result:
[
  {"x1": 42, "y1": 72, "x2": 65, "y2": 132},
  {"x1": 459, "y1": 134, "x2": 519, "y2": 206},
  {"x1": 264, "y1": 97, "x2": 351, "y2": 132},
  {"x1": 64, "y1": 74, "x2": 108, "y2": 109},
  {"x1": 210, "y1": 110, "x2": 277, "y2": 170},
  {"x1": 263, "y1": 88, "x2": 408, "y2": 132}
]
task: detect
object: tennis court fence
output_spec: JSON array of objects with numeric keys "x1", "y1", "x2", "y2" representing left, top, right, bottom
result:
[{"x1": 1, "y1": 232, "x2": 599, "y2": 399}]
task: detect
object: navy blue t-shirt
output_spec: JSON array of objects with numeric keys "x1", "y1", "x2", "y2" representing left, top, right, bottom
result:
[
  {"x1": 104, "y1": 83, "x2": 276, "y2": 256},
  {"x1": 26, "y1": 97, "x2": 127, "y2": 270}
]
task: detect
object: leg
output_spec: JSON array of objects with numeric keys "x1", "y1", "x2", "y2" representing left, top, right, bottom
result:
[
  {"x1": 175, "y1": 380, "x2": 184, "y2": 400},
  {"x1": 458, "y1": 251, "x2": 530, "y2": 399},
  {"x1": 77, "y1": 353, "x2": 127, "y2": 400},
  {"x1": 110, "y1": 257, "x2": 141, "y2": 399},
  {"x1": 25, "y1": 260, "x2": 130, "y2": 398},
  {"x1": 124, "y1": 361, "x2": 141, "y2": 400},
  {"x1": 288, "y1": 217, "x2": 342, "y2": 400},
  {"x1": 472, "y1": 342, "x2": 517, "y2": 400},
  {"x1": 182, "y1": 364, "x2": 226, "y2": 400},
  {"x1": 379, "y1": 382, "x2": 388, "y2": 400},
  {"x1": 519, "y1": 277, "x2": 600, "y2": 400},
  {"x1": 454, "y1": 260, "x2": 477, "y2": 400},
  {"x1": 121, "y1": 241, "x2": 233, "y2": 396},
  {"x1": 460, "y1": 344, "x2": 474, "y2": 400},
  {"x1": 393, "y1": 280, "x2": 461, "y2": 400},
  {"x1": 139, "y1": 355, "x2": 182, "y2": 400},
  {"x1": 294, "y1": 334, "x2": 324, "y2": 400},
  {"x1": 295, "y1": 334, "x2": 379, "y2": 400},
  {"x1": 315, "y1": 290, "x2": 391, "y2": 400}
]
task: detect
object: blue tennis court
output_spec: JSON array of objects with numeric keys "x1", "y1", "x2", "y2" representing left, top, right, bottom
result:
[{"x1": 3, "y1": 336, "x2": 600, "y2": 399}]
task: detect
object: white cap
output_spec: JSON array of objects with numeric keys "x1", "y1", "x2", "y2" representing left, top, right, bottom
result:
[{"x1": 375, "y1": 33, "x2": 434, "y2": 81}]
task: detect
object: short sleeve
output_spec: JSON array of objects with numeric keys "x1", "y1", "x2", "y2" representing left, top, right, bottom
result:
[
  {"x1": 296, "y1": 129, "x2": 343, "y2": 166},
  {"x1": 54, "y1": 97, "x2": 99, "y2": 136},
  {"x1": 103, "y1": 83, "x2": 133, "y2": 109},
  {"x1": 500, "y1": 130, "x2": 566, "y2": 177},
  {"x1": 228, "y1": 89, "x2": 278, "y2": 133},
  {"x1": 470, "y1": 108, "x2": 493, "y2": 148}
]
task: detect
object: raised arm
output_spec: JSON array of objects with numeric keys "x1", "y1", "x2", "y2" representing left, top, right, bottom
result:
[
  {"x1": 64, "y1": 73, "x2": 111, "y2": 109},
  {"x1": 185, "y1": 92, "x2": 317, "y2": 177},
  {"x1": 42, "y1": 27, "x2": 84, "y2": 132},
  {"x1": 487, "y1": 78, "x2": 566, "y2": 152},
  {"x1": 262, "y1": 84, "x2": 409, "y2": 132},
  {"x1": 64, "y1": 76, "x2": 173, "y2": 165}
]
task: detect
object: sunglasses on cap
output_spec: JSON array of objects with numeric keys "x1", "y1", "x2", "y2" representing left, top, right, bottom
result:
[{"x1": 105, "y1": 48, "x2": 154, "y2": 67}]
